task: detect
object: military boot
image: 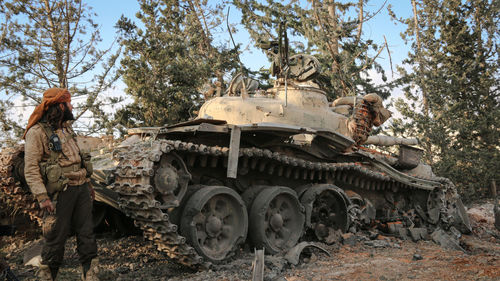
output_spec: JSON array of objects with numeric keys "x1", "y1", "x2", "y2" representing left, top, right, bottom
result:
[
  {"x1": 81, "y1": 258, "x2": 99, "y2": 281},
  {"x1": 37, "y1": 264, "x2": 56, "y2": 281}
]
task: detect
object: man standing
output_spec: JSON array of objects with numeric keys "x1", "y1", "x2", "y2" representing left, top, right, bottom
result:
[{"x1": 23, "y1": 88, "x2": 98, "y2": 280}]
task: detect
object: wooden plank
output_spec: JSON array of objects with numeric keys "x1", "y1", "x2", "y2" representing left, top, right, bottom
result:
[
  {"x1": 227, "y1": 126, "x2": 241, "y2": 179},
  {"x1": 252, "y1": 248, "x2": 265, "y2": 281}
]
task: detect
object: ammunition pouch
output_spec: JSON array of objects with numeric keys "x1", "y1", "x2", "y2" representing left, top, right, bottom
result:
[
  {"x1": 38, "y1": 121, "x2": 90, "y2": 195},
  {"x1": 39, "y1": 161, "x2": 69, "y2": 195},
  {"x1": 80, "y1": 151, "x2": 93, "y2": 177}
]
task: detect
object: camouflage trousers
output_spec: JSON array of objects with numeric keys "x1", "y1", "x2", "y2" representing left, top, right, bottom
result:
[{"x1": 41, "y1": 182, "x2": 97, "y2": 268}]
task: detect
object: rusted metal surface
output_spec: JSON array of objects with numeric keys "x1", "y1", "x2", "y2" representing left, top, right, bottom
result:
[
  {"x1": 0, "y1": 146, "x2": 43, "y2": 226},
  {"x1": 248, "y1": 186, "x2": 305, "y2": 254},
  {"x1": 180, "y1": 185, "x2": 247, "y2": 262},
  {"x1": 111, "y1": 141, "x2": 206, "y2": 268},
  {"x1": 300, "y1": 184, "x2": 349, "y2": 240},
  {"x1": 284, "y1": 242, "x2": 330, "y2": 266}
]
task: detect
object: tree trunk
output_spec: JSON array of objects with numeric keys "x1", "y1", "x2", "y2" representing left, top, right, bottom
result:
[
  {"x1": 412, "y1": 0, "x2": 432, "y2": 163},
  {"x1": 412, "y1": 0, "x2": 428, "y2": 116},
  {"x1": 491, "y1": 180, "x2": 497, "y2": 198},
  {"x1": 327, "y1": 0, "x2": 339, "y2": 84},
  {"x1": 356, "y1": 0, "x2": 363, "y2": 43}
]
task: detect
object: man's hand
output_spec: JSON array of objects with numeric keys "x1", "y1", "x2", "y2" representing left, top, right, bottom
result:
[
  {"x1": 88, "y1": 185, "x2": 95, "y2": 201},
  {"x1": 39, "y1": 199, "x2": 54, "y2": 213}
]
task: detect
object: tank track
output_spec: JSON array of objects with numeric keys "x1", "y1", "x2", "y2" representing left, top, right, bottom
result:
[
  {"x1": 111, "y1": 141, "x2": 206, "y2": 268},
  {"x1": 112, "y1": 139, "x2": 448, "y2": 267},
  {"x1": 0, "y1": 145, "x2": 43, "y2": 226}
]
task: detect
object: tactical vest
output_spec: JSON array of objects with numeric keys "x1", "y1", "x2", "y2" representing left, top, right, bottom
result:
[{"x1": 38, "y1": 122, "x2": 93, "y2": 195}]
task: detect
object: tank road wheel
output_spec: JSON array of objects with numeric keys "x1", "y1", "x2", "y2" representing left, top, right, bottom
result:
[
  {"x1": 300, "y1": 185, "x2": 349, "y2": 241},
  {"x1": 249, "y1": 186, "x2": 305, "y2": 254},
  {"x1": 180, "y1": 186, "x2": 248, "y2": 262},
  {"x1": 154, "y1": 152, "x2": 190, "y2": 207}
]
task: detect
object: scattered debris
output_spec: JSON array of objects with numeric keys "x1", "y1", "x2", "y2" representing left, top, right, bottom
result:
[
  {"x1": 284, "y1": 242, "x2": 330, "y2": 266},
  {"x1": 0, "y1": 225, "x2": 15, "y2": 237},
  {"x1": 431, "y1": 228, "x2": 465, "y2": 252},
  {"x1": 363, "y1": 240, "x2": 391, "y2": 248},
  {"x1": 22, "y1": 239, "x2": 43, "y2": 267},
  {"x1": 0, "y1": 258, "x2": 19, "y2": 281},
  {"x1": 408, "y1": 228, "x2": 429, "y2": 242},
  {"x1": 0, "y1": 201, "x2": 497, "y2": 280},
  {"x1": 368, "y1": 231, "x2": 378, "y2": 240},
  {"x1": 324, "y1": 229, "x2": 343, "y2": 244},
  {"x1": 466, "y1": 201, "x2": 500, "y2": 238},
  {"x1": 412, "y1": 253, "x2": 423, "y2": 261},
  {"x1": 341, "y1": 233, "x2": 358, "y2": 246}
]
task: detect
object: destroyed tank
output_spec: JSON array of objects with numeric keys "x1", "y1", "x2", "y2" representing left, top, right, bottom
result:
[
  {"x1": 0, "y1": 38, "x2": 471, "y2": 269},
  {"x1": 106, "y1": 48, "x2": 470, "y2": 266}
]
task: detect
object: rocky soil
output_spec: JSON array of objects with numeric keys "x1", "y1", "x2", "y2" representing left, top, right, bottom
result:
[{"x1": 1, "y1": 200, "x2": 499, "y2": 281}]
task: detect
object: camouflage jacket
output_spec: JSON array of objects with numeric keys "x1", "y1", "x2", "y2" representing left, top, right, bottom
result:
[{"x1": 24, "y1": 121, "x2": 87, "y2": 202}]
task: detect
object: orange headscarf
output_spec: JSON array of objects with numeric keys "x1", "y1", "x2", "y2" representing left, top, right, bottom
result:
[{"x1": 22, "y1": 88, "x2": 71, "y2": 139}]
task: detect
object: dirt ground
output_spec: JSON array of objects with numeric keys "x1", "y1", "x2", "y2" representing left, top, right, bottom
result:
[{"x1": 1, "y1": 200, "x2": 499, "y2": 281}]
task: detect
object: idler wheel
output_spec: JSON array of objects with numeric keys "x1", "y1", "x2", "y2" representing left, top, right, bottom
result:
[
  {"x1": 249, "y1": 186, "x2": 305, "y2": 254},
  {"x1": 180, "y1": 186, "x2": 248, "y2": 262},
  {"x1": 300, "y1": 185, "x2": 349, "y2": 240},
  {"x1": 154, "y1": 152, "x2": 190, "y2": 207}
]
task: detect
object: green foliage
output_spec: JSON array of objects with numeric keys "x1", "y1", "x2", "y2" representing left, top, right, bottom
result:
[
  {"x1": 232, "y1": 0, "x2": 392, "y2": 100},
  {"x1": 115, "y1": 0, "x2": 240, "y2": 129},
  {"x1": 0, "y1": 0, "x2": 120, "y2": 142},
  {"x1": 389, "y1": 0, "x2": 500, "y2": 199}
]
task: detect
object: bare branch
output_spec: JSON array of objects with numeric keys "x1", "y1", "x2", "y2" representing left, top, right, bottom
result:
[
  {"x1": 383, "y1": 35, "x2": 394, "y2": 78},
  {"x1": 351, "y1": 44, "x2": 385, "y2": 76},
  {"x1": 362, "y1": 0, "x2": 388, "y2": 23},
  {"x1": 412, "y1": 0, "x2": 428, "y2": 116},
  {"x1": 311, "y1": 0, "x2": 337, "y2": 64}
]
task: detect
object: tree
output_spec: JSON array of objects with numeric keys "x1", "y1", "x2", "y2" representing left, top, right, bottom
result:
[
  {"x1": 115, "y1": 0, "x2": 239, "y2": 129},
  {"x1": 232, "y1": 0, "x2": 393, "y2": 100},
  {"x1": 389, "y1": 0, "x2": 500, "y2": 199},
  {"x1": 0, "y1": 0, "x2": 120, "y2": 145}
]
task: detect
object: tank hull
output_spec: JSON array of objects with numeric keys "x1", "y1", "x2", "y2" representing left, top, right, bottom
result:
[{"x1": 107, "y1": 121, "x2": 470, "y2": 267}]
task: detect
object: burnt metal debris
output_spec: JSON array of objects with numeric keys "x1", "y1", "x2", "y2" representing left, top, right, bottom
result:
[
  {"x1": 0, "y1": 258, "x2": 19, "y2": 281},
  {"x1": 0, "y1": 28, "x2": 472, "y2": 269},
  {"x1": 284, "y1": 242, "x2": 330, "y2": 266}
]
